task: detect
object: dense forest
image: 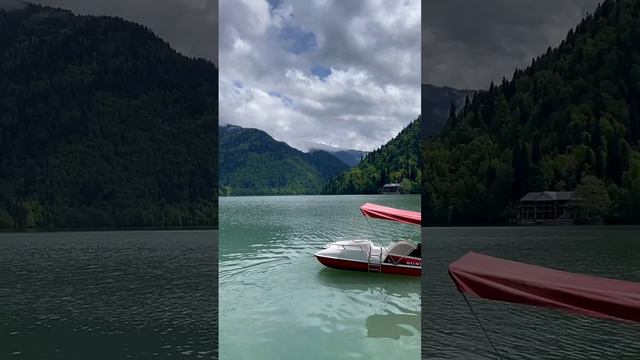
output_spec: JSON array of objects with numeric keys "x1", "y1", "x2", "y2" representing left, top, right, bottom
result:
[
  {"x1": 0, "y1": 4, "x2": 217, "y2": 229},
  {"x1": 322, "y1": 117, "x2": 421, "y2": 194},
  {"x1": 219, "y1": 125, "x2": 349, "y2": 195},
  {"x1": 423, "y1": 0, "x2": 640, "y2": 225}
]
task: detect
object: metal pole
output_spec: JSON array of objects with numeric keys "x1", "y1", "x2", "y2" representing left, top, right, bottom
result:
[
  {"x1": 364, "y1": 215, "x2": 381, "y2": 243},
  {"x1": 461, "y1": 293, "x2": 504, "y2": 360}
]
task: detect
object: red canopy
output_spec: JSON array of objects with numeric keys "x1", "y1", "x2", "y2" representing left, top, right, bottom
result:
[
  {"x1": 449, "y1": 252, "x2": 640, "y2": 323},
  {"x1": 360, "y1": 203, "x2": 421, "y2": 226}
]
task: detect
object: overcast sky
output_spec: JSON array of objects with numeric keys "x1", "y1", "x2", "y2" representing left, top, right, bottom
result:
[
  {"x1": 219, "y1": 0, "x2": 421, "y2": 152},
  {"x1": 31, "y1": 0, "x2": 218, "y2": 64},
  {"x1": 423, "y1": 0, "x2": 601, "y2": 89}
]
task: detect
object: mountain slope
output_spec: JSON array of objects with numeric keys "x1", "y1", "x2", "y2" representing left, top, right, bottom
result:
[
  {"x1": 0, "y1": 4, "x2": 217, "y2": 229},
  {"x1": 331, "y1": 149, "x2": 367, "y2": 167},
  {"x1": 322, "y1": 117, "x2": 421, "y2": 194},
  {"x1": 219, "y1": 125, "x2": 349, "y2": 195},
  {"x1": 308, "y1": 148, "x2": 366, "y2": 167},
  {"x1": 422, "y1": 84, "x2": 474, "y2": 137},
  {"x1": 424, "y1": 0, "x2": 640, "y2": 225}
]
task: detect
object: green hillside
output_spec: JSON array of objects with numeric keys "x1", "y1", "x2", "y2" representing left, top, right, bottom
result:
[
  {"x1": 219, "y1": 125, "x2": 349, "y2": 195},
  {"x1": 322, "y1": 117, "x2": 421, "y2": 194},
  {"x1": 423, "y1": 0, "x2": 640, "y2": 225},
  {"x1": 0, "y1": 4, "x2": 217, "y2": 229}
]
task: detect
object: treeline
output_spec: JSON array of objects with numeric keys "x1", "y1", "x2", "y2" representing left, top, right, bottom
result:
[
  {"x1": 323, "y1": 117, "x2": 421, "y2": 194},
  {"x1": 423, "y1": 0, "x2": 640, "y2": 225},
  {"x1": 0, "y1": 4, "x2": 218, "y2": 229}
]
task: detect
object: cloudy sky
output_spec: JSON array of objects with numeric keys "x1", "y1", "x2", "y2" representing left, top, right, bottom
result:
[
  {"x1": 423, "y1": 0, "x2": 601, "y2": 89},
  {"x1": 220, "y1": 0, "x2": 421, "y2": 152},
  {"x1": 30, "y1": 0, "x2": 218, "y2": 63}
]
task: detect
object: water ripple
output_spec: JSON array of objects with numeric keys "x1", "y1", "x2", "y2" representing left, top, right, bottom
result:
[{"x1": 0, "y1": 230, "x2": 217, "y2": 359}]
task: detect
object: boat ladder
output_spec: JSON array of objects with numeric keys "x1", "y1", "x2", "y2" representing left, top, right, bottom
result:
[{"x1": 367, "y1": 250, "x2": 383, "y2": 273}]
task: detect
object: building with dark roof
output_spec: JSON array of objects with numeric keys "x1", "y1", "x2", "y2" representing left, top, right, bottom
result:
[
  {"x1": 517, "y1": 191, "x2": 577, "y2": 225},
  {"x1": 382, "y1": 183, "x2": 402, "y2": 195}
]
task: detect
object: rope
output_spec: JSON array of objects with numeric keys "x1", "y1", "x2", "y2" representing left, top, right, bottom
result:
[{"x1": 461, "y1": 293, "x2": 504, "y2": 360}]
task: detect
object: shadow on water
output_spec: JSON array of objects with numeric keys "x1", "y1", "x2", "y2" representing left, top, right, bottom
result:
[
  {"x1": 366, "y1": 312, "x2": 420, "y2": 340},
  {"x1": 315, "y1": 268, "x2": 421, "y2": 341}
]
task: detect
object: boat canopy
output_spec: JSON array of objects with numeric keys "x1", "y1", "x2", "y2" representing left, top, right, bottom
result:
[
  {"x1": 449, "y1": 252, "x2": 640, "y2": 323},
  {"x1": 360, "y1": 203, "x2": 421, "y2": 226}
]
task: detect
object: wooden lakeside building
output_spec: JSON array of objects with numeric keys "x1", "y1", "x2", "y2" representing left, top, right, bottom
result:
[
  {"x1": 382, "y1": 183, "x2": 402, "y2": 195},
  {"x1": 517, "y1": 191, "x2": 578, "y2": 225}
]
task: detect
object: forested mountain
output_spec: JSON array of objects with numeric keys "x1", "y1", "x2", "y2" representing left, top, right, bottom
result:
[
  {"x1": 0, "y1": 4, "x2": 217, "y2": 229},
  {"x1": 422, "y1": 84, "x2": 474, "y2": 137},
  {"x1": 219, "y1": 125, "x2": 349, "y2": 195},
  {"x1": 322, "y1": 117, "x2": 421, "y2": 194},
  {"x1": 424, "y1": 0, "x2": 640, "y2": 225}
]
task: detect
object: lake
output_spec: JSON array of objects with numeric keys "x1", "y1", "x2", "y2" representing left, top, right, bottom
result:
[
  {"x1": 0, "y1": 230, "x2": 217, "y2": 359},
  {"x1": 219, "y1": 195, "x2": 421, "y2": 360},
  {"x1": 422, "y1": 226, "x2": 640, "y2": 359}
]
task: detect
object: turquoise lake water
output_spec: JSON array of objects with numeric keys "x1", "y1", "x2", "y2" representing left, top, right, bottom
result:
[{"x1": 219, "y1": 195, "x2": 421, "y2": 360}]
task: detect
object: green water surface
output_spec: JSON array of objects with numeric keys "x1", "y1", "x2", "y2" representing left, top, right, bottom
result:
[{"x1": 0, "y1": 230, "x2": 217, "y2": 359}]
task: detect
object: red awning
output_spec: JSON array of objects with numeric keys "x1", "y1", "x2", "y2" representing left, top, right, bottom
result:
[
  {"x1": 360, "y1": 203, "x2": 421, "y2": 226},
  {"x1": 449, "y1": 252, "x2": 640, "y2": 323}
]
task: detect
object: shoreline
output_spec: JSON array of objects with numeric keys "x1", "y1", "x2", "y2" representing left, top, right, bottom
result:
[
  {"x1": 0, "y1": 226, "x2": 218, "y2": 234},
  {"x1": 219, "y1": 193, "x2": 421, "y2": 197}
]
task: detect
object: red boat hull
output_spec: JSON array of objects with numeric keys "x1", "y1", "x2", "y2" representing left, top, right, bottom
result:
[{"x1": 315, "y1": 255, "x2": 421, "y2": 277}]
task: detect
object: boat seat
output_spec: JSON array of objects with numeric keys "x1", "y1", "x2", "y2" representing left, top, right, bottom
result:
[
  {"x1": 387, "y1": 240, "x2": 418, "y2": 257},
  {"x1": 408, "y1": 243, "x2": 421, "y2": 258}
]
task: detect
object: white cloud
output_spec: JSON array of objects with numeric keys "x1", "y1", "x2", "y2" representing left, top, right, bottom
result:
[{"x1": 219, "y1": 0, "x2": 420, "y2": 152}]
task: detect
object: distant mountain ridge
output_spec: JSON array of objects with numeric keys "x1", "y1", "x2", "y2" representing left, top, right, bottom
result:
[
  {"x1": 310, "y1": 148, "x2": 366, "y2": 167},
  {"x1": 219, "y1": 125, "x2": 349, "y2": 195},
  {"x1": 422, "y1": 84, "x2": 475, "y2": 137}
]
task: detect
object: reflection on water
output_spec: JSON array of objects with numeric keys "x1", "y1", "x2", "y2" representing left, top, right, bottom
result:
[
  {"x1": 220, "y1": 195, "x2": 421, "y2": 360},
  {"x1": 422, "y1": 226, "x2": 640, "y2": 360}
]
